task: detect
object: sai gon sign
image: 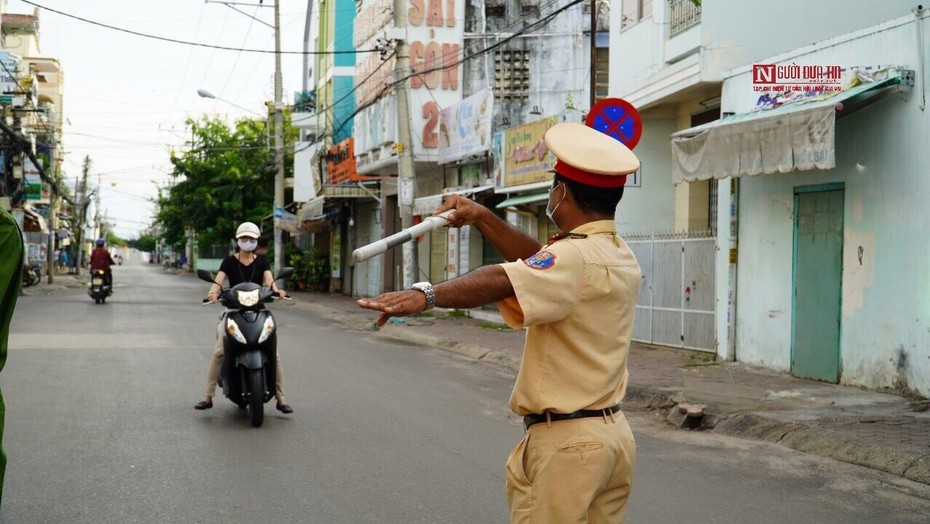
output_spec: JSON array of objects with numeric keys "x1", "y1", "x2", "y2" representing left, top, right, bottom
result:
[{"x1": 405, "y1": 0, "x2": 465, "y2": 159}]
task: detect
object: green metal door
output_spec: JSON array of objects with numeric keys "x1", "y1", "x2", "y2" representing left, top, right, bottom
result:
[{"x1": 792, "y1": 186, "x2": 844, "y2": 382}]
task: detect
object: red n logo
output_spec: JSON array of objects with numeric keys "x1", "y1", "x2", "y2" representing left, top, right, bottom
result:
[{"x1": 753, "y1": 64, "x2": 775, "y2": 84}]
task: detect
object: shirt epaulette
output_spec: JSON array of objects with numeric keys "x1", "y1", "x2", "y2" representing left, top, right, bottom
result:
[{"x1": 547, "y1": 231, "x2": 588, "y2": 246}]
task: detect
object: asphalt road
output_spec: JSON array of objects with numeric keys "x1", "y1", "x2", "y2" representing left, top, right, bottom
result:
[{"x1": 3, "y1": 253, "x2": 930, "y2": 523}]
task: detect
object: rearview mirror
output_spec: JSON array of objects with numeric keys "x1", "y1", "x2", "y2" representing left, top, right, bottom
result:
[
  {"x1": 275, "y1": 266, "x2": 294, "y2": 281},
  {"x1": 197, "y1": 269, "x2": 214, "y2": 283}
]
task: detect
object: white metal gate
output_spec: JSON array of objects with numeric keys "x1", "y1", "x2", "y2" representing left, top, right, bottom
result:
[{"x1": 626, "y1": 232, "x2": 716, "y2": 352}]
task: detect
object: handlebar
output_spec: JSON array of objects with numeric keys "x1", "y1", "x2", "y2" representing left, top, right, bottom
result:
[{"x1": 201, "y1": 294, "x2": 291, "y2": 305}]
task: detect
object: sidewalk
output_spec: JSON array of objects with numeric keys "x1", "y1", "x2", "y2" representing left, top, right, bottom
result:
[
  {"x1": 292, "y1": 291, "x2": 930, "y2": 486},
  {"x1": 19, "y1": 273, "x2": 930, "y2": 485}
]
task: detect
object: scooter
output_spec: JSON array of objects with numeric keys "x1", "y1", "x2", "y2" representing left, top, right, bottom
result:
[
  {"x1": 89, "y1": 268, "x2": 111, "y2": 304},
  {"x1": 22, "y1": 263, "x2": 40, "y2": 287},
  {"x1": 197, "y1": 267, "x2": 293, "y2": 428}
]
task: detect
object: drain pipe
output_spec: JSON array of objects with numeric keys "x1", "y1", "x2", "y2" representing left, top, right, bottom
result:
[{"x1": 916, "y1": 4, "x2": 926, "y2": 110}]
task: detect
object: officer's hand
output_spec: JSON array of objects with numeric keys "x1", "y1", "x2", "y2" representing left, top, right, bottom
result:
[
  {"x1": 357, "y1": 290, "x2": 427, "y2": 326},
  {"x1": 434, "y1": 194, "x2": 487, "y2": 228}
]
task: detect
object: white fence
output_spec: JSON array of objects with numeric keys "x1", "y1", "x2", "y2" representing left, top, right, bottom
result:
[{"x1": 626, "y1": 231, "x2": 716, "y2": 352}]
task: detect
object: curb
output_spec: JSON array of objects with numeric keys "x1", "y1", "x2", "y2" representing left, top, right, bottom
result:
[{"x1": 714, "y1": 413, "x2": 930, "y2": 485}]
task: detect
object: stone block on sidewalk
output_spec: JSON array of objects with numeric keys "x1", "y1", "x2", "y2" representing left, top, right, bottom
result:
[{"x1": 678, "y1": 403, "x2": 707, "y2": 417}]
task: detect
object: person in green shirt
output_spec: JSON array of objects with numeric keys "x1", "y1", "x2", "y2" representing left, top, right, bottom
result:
[{"x1": 0, "y1": 206, "x2": 24, "y2": 502}]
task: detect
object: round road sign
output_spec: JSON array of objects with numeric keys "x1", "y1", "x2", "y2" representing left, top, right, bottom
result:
[{"x1": 586, "y1": 98, "x2": 643, "y2": 150}]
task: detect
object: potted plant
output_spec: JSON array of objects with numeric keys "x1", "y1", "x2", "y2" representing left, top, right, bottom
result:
[
  {"x1": 288, "y1": 247, "x2": 329, "y2": 291},
  {"x1": 304, "y1": 246, "x2": 330, "y2": 292},
  {"x1": 287, "y1": 250, "x2": 309, "y2": 290}
]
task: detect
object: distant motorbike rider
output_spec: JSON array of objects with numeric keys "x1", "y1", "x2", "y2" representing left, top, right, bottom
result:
[{"x1": 89, "y1": 238, "x2": 116, "y2": 291}]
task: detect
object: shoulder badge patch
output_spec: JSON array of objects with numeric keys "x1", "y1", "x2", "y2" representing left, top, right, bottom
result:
[{"x1": 524, "y1": 250, "x2": 556, "y2": 270}]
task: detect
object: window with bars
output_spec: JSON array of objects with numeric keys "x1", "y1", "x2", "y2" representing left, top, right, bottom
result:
[
  {"x1": 595, "y1": 47, "x2": 609, "y2": 102},
  {"x1": 494, "y1": 50, "x2": 531, "y2": 102}
]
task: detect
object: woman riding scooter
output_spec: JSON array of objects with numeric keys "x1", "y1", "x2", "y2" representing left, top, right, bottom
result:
[{"x1": 195, "y1": 221, "x2": 293, "y2": 414}]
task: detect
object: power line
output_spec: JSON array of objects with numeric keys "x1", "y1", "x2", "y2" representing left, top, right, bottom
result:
[{"x1": 21, "y1": 1, "x2": 379, "y2": 55}]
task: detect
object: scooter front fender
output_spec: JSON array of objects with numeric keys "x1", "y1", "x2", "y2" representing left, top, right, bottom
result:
[{"x1": 237, "y1": 350, "x2": 267, "y2": 370}]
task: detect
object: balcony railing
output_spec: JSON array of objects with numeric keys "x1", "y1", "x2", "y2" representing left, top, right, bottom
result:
[{"x1": 669, "y1": 0, "x2": 701, "y2": 38}]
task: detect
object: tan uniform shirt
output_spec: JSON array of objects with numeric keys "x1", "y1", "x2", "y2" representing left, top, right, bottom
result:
[{"x1": 497, "y1": 220, "x2": 641, "y2": 416}]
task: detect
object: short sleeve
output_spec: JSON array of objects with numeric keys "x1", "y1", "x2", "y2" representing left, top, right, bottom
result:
[
  {"x1": 498, "y1": 242, "x2": 584, "y2": 327},
  {"x1": 259, "y1": 256, "x2": 271, "y2": 277},
  {"x1": 218, "y1": 256, "x2": 234, "y2": 276}
]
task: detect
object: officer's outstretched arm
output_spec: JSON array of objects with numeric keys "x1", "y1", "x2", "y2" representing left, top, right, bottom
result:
[{"x1": 434, "y1": 195, "x2": 541, "y2": 262}]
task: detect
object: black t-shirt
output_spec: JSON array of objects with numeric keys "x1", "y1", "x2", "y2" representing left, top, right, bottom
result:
[{"x1": 219, "y1": 254, "x2": 270, "y2": 287}]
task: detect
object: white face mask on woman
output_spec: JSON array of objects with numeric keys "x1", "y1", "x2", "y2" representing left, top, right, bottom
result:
[{"x1": 237, "y1": 239, "x2": 258, "y2": 252}]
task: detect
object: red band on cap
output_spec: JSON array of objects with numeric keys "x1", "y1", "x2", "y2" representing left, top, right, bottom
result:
[{"x1": 554, "y1": 159, "x2": 627, "y2": 188}]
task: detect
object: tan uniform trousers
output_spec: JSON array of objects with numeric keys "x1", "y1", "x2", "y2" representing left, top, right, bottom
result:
[
  {"x1": 506, "y1": 410, "x2": 636, "y2": 524},
  {"x1": 205, "y1": 334, "x2": 286, "y2": 404}
]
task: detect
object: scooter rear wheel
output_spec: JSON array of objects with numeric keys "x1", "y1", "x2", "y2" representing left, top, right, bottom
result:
[{"x1": 248, "y1": 368, "x2": 265, "y2": 428}]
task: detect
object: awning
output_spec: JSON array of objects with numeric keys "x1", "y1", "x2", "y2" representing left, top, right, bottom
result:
[
  {"x1": 496, "y1": 192, "x2": 549, "y2": 209},
  {"x1": 23, "y1": 205, "x2": 49, "y2": 233},
  {"x1": 671, "y1": 74, "x2": 903, "y2": 184},
  {"x1": 298, "y1": 196, "x2": 326, "y2": 222},
  {"x1": 413, "y1": 185, "x2": 493, "y2": 216}
]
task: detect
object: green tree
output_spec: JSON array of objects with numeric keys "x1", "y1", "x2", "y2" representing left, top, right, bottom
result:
[
  {"x1": 128, "y1": 234, "x2": 157, "y2": 252},
  {"x1": 155, "y1": 112, "x2": 297, "y2": 248}
]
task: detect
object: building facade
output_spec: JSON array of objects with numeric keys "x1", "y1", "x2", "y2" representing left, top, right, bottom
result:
[
  {"x1": 0, "y1": 5, "x2": 66, "y2": 272},
  {"x1": 613, "y1": 0, "x2": 930, "y2": 396},
  {"x1": 292, "y1": 0, "x2": 606, "y2": 296}
]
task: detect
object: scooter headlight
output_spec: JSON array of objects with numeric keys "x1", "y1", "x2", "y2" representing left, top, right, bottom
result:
[
  {"x1": 237, "y1": 289, "x2": 260, "y2": 307},
  {"x1": 257, "y1": 316, "x2": 275, "y2": 344},
  {"x1": 226, "y1": 318, "x2": 247, "y2": 344}
]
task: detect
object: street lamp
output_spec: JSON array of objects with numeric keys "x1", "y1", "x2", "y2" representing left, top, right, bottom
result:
[
  {"x1": 197, "y1": 87, "x2": 281, "y2": 272},
  {"x1": 197, "y1": 89, "x2": 264, "y2": 118}
]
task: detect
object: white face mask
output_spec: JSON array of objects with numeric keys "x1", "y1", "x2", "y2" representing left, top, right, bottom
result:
[
  {"x1": 545, "y1": 182, "x2": 566, "y2": 225},
  {"x1": 237, "y1": 239, "x2": 258, "y2": 252}
]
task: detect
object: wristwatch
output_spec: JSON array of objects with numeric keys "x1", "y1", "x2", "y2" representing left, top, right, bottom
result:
[{"x1": 411, "y1": 281, "x2": 435, "y2": 311}]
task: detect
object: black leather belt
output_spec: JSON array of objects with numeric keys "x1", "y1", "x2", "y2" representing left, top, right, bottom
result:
[{"x1": 523, "y1": 404, "x2": 622, "y2": 430}]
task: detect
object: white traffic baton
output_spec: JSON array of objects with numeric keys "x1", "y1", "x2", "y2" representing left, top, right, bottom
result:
[{"x1": 351, "y1": 210, "x2": 453, "y2": 264}]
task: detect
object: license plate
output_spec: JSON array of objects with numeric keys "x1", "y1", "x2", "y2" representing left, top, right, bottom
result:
[{"x1": 92, "y1": 278, "x2": 103, "y2": 285}]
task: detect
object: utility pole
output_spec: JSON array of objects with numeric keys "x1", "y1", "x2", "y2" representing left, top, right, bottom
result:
[
  {"x1": 589, "y1": 0, "x2": 597, "y2": 108},
  {"x1": 393, "y1": 0, "x2": 418, "y2": 289},
  {"x1": 45, "y1": 144, "x2": 57, "y2": 284},
  {"x1": 272, "y1": 0, "x2": 285, "y2": 274},
  {"x1": 75, "y1": 156, "x2": 90, "y2": 274}
]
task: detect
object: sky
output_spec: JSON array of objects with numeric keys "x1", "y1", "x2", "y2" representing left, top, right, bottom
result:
[{"x1": 7, "y1": 0, "x2": 313, "y2": 239}]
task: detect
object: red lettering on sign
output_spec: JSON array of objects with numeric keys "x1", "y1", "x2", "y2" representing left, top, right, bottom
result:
[
  {"x1": 409, "y1": 0, "x2": 424, "y2": 25},
  {"x1": 410, "y1": 40, "x2": 454, "y2": 89},
  {"x1": 409, "y1": 41, "x2": 424, "y2": 88},
  {"x1": 425, "y1": 41, "x2": 442, "y2": 88},
  {"x1": 422, "y1": 101, "x2": 439, "y2": 148},
  {"x1": 441, "y1": 43, "x2": 460, "y2": 90},
  {"x1": 446, "y1": 0, "x2": 456, "y2": 26},
  {"x1": 427, "y1": 0, "x2": 444, "y2": 26}
]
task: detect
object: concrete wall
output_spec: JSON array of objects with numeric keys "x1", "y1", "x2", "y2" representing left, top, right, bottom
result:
[{"x1": 615, "y1": 118, "x2": 677, "y2": 234}]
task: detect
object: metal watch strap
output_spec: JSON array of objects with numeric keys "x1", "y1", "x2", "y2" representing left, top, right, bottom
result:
[{"x1": 412, "y1": 281, "x2": 435, "y2": 311}]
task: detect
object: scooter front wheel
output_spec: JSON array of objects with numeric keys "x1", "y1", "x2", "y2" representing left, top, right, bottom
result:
[{"x1": 248, "y1": 368, "x2": 265, "y2": 428}]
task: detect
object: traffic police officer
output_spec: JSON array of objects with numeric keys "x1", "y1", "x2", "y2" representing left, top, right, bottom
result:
[{"x1": 358, "y1": 122, "x2": 641, "y2": 523}]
